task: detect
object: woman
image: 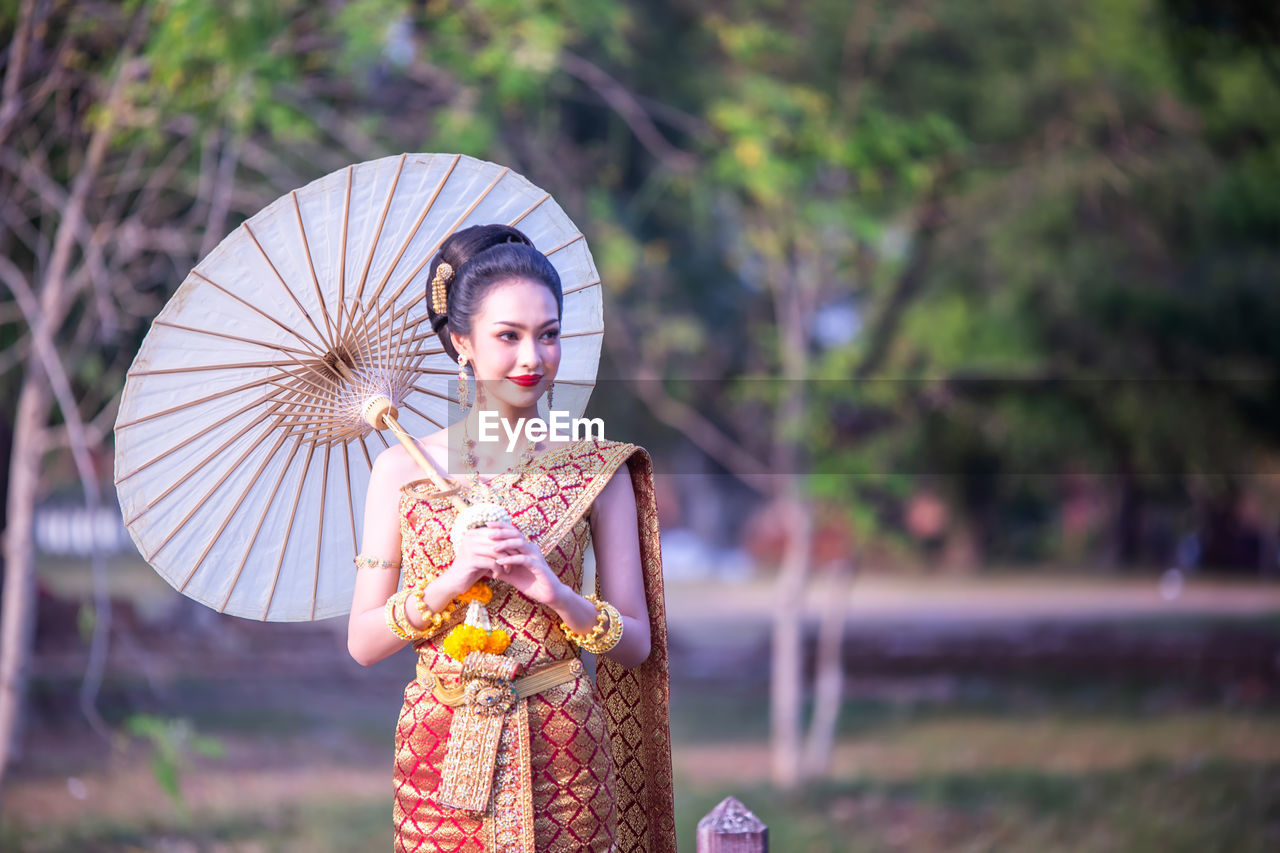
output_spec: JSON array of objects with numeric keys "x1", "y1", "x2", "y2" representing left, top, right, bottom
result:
[{"x1": 346, "y1": 224, "x2": 675, "y2": 853}]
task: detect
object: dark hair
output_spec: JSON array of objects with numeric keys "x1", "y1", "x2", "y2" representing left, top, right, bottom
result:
[{"x1": 426, "y1": 224, "x2": 563, "y2": 362}]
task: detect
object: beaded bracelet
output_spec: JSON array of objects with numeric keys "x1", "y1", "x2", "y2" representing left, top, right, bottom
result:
[
  {"x1": 411, "y1": 582, "x2": 458, "y2": 633},
  {"x1": 559, "y1": 595, "x2": 625, "y2": 655},
  {"x1": 384, "y1": 586, "x2": 456, "y2": 642}
]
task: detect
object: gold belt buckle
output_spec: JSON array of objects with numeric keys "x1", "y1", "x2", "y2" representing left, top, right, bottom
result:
[{"x1": 463, "y1": 673, "x2": 518, "y2": 716}]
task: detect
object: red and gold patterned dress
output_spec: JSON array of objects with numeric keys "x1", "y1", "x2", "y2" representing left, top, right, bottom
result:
[{"x1": 393, "y1": 438, "x2": 676, "y2": 853}]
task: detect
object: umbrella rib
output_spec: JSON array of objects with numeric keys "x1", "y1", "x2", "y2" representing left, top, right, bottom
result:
[
  {"x1": 356, "y1": 297, "x2": 388, "y2": 381},
  {"x1": 544, "y1": 233, "x2": 586, "y2": 256},
  {"x1": 116, "y1": 372, "x2": 289, "y2": 431},
  {"x1": 390, "y1": 286, "x2": 425, "y2": 397},
  {"x1": 176, "y1": 429, "x2": 293, "y2": 590},
  {"x1": 275, "y1": 346, "x2": 342, "y2": 394},
  {"x1": 128, "y1": 359, "x2": 301, "y2": 377},
  {"x1": 150, "y1": 319, "x2": 316, "y2": 357},
  {"x1": 292, "y1": 190, "x2": 339, "y2": 348},
  {"x1": 346, "y1": 291, "x2": 380, "y2": 377},
  {"x1": 191, "y1": 271, "x2": 329, "y2": 358},
  {"x1": 242, "y1": 221, "x2": 333, "y2": 350},
  {"x1": 335, "y1": 165, "x2": 353, "y2": 343},
  {"x1": 365, "y1": 153, "x2": 460, "y2": 307},
  {"x1": 262, "y1": 437, "x2": 319, "y2": 620},
  {"x1": 409, "y1": 383, "x2": 457, "y2": 404},
  {"x1": 218, "y1": 432, "x2": 306, "y2": 614},
  {"x1": 141, "y1": 414, "x2": 285, "y2": 562},
  {"x1": 262, "y1": 388, "x2": 342, "y2": 434},
  {"x1": 358, "y1": 435, "x2": 374, "y2": 469},
  {"x1": 404, "y1": 366, "x2": 459, "y2": 378},
  {"x1": 563, "y1": 277, "x2": 601, "y2": 296},
  {"x1": 509, "y1": 192, "x2": 551, "y2": 227},
  {"x1": 373, "y1": 297, "x2": 390, "y2": 379},
  {"x1": 354, "y1": 153, "x2": 407, "y2": 306},
  {"x1": 400, "y1": 328, "x2": 458, "y2": 347},
  {"x1": 400, "y1": 399, "x2": 446, "y2": 430},
  {"x1": 261, "y1": 395, "x2": 336, "y2": 415},
  {"x1": 342, "y1": 443, "x2": 357, "y2": 559},
  {"x1": 311, "y1": 442, "x2": 332, "y2": 620},
  {"x1": 398, "y1": 345, "x2": 439, "y2": 402},
  {"x1": 367, "y1": 304, "x2": 432, "y2": 370},
  {"x1": 124, "y1": 406, "x2": 278, "y2": 525},
  {"x1": 385, "y1": 165, "x2": 511, "y2": 306},
  {"x1": 116, "y1": 389, "x2": 280, "y2": 486}
]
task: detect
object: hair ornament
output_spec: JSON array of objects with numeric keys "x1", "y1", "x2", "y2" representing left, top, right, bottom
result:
[{"x1": 430, "y1": 261, "x2": 454, "y2": 314}]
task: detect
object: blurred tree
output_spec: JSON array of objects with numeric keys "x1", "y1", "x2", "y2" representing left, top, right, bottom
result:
[
  {"x1": 811, "y1": 0, "x2": 1280, "y2": 573},
  {"x1": 0, "y1": 0, "x2": 345, "y2": 786}
]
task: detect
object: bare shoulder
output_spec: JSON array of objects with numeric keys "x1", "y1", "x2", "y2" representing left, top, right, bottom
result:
[{"x1": 372, "y1": 425, "x2": 451, "y2": 491}]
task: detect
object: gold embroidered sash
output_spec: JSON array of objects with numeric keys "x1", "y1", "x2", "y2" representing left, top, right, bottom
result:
[{"x1": 436, "y1": 651, "x2": 521, "y2": 812}]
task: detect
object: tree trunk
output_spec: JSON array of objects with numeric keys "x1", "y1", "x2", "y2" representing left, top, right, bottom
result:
[
  {"x1": 0, "y1": 368, "x2": 51, "y2": 785},
  {"x1": 769, "y1": 490, "x2": 812, "y2": 790},
  {"x1": 801, "y1": 553, "x2": 855, "y2": 778}
]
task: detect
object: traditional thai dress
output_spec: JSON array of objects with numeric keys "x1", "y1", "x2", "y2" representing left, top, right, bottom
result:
[{"x1": 393, "y1": 438, "x2": 676, "y2": 853}]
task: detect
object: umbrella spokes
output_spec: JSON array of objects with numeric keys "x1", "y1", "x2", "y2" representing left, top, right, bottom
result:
[{"x1": 115, "y1": 153, "x2": 602, "y2": 621}]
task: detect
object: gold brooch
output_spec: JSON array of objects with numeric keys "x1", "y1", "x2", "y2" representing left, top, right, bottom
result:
[{"x1": 430, "y1": 261, "x2": 454, "y2": 314}]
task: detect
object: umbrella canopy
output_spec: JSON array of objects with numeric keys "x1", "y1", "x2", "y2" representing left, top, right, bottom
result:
[{"x1": 113, "y1": 153, "x2": 603, "y2": 621}]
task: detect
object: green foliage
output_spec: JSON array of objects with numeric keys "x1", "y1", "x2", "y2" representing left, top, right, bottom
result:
[
  {"x1": 121, "y1": 714, "x2": 225, "y2": 808},
  {"x1": 133, "y1": 0, "x2": 315, "y2": 139}
]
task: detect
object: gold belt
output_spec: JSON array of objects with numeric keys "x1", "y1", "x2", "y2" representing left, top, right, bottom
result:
[{"x1": 418, "y1": 657, "x2": 585, "y2": 708}]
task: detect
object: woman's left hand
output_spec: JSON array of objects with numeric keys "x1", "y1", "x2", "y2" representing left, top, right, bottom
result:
[{"x1": 487, "y1": 521, "x2": 568, "y2": 606}]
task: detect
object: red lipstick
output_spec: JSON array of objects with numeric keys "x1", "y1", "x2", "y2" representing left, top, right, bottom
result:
[{"x1": 507, "y1": 374, "x2": 542, "y2": 387}]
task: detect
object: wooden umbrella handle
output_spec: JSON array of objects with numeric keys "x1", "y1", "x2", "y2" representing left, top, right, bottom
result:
[{"x1": 362, "y1": 396, "x2": 467, "y2": 510}]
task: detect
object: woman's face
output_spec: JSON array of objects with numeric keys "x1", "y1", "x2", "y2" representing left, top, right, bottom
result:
[{"x1": 453, "y1": 277, "x2": 561, "y2": 413}]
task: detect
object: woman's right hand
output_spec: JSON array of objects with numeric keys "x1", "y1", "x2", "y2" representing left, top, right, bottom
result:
[{"x1": 435, "y1": 522, "x2": 506, "y2": 598}]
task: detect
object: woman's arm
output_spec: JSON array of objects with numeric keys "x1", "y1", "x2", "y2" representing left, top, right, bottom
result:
[
  {"x1": 486, "y1": 459, "x2": 652, "y2": 668},
  {"x1": 347, "y1": 449, "x2": 412, "y2": 666},
  {"x1": 346, "y1": 449, "x2": 500, "y2": 666},
  {"x1": 580, "y1": 461, "x2": 651, "y2": 668}
]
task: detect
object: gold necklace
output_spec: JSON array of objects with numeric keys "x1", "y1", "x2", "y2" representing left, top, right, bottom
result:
[{"x1": 460, "y1": 418, "x2": 542, "y2": 501}]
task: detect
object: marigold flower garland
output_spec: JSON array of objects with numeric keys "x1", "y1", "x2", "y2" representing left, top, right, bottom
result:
[{"x1": 441, "y1": 580, "x2": 511, "y2": 661}]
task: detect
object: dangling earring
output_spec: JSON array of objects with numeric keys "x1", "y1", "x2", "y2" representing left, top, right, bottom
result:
[
  {"x1": 457, "y1": 354, "x2": 470, "y2": 411},
  {"x1": 547, "y1": 381, "x2": 555, "y2": 412}
]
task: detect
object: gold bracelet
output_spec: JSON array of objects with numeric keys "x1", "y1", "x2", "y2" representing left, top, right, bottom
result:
[
  {"x1": 559, "y1": 595, "x2": 624, "y2": 655},
  {"x1": 384, "y1": 588, "x2": 445, "y2": 642},
  {"x1": 411, "y1": 582, "x2": 458, "y2": 634},
  {"x1": 356, "y1": 553, "x2": 401, "y2": 569},
  {"x1": 559, "y1": 594, "x2": 607, "y2": 646},
  {"x1": 397, "y1": 582, "x2": 460, "y2": 642},
  {"x1": 591, "y1": 600, "x2": 625, "y2": 655},
  {"x1": 384, "y1": 589, "x2": 414, "y2": 640}
]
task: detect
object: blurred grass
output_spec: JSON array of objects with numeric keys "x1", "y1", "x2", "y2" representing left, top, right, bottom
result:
[
  {"x1": 5, "y1": 758, "x2": 1276, "y2": 851},
  {"x1": 676, "y1": 759, "x2": 1280, "y2": 852}
]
